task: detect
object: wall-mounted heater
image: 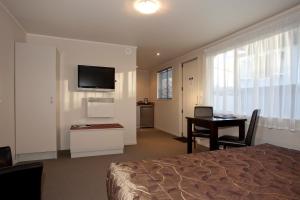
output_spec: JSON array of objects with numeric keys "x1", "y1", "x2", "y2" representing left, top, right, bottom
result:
[{"x1": 87, "y1": 97, "x2": 114, "y2": 118}]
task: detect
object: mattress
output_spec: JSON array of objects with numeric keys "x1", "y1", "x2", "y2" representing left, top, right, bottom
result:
[{"x1": 107, "y1": 144, "x2": 300, "y2": 200}]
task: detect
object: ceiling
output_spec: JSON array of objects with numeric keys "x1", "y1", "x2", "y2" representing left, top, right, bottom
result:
[{"x1": 1, "y1": 0, "x2": 300, "y2": 68}]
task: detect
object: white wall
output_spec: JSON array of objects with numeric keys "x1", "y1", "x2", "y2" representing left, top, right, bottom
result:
[
  {"x1": 149, "y1": 64, "x2": 180, "y2": 135},
  {"x1": 136, "y1": 69, "x2": 150, "y2": 102},
  {"x1": 27, "y1": 34, "x2": 137, "y2": 150},
  {"x1": 0, "y1": 3, "x2": 26, "y2": 158},
  {"x1": 256, "y1": 127, "x2": 300, "y2": 150}
]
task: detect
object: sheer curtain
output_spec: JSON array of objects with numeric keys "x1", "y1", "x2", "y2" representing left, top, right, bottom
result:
[{"x1": 204, "y1": 9, "x2": 300, "y2": 131}]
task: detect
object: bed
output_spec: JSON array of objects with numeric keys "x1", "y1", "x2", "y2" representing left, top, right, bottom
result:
[{"x1": 107, "y1": 144, "x2": 300, "y2": 200}]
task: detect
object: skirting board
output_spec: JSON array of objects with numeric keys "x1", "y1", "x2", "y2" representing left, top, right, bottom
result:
[
  {"x1": 124, "y1": 135, "x2": 137, "y2": 145},
  {"x1": 16, "y1": 151, "x2": 57, "y2": 162},
  {"x1": 71, "y1": 149, "x2": 123, "y2": 158}
]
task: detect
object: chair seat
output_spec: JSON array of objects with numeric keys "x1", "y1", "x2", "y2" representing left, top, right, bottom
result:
[
  {"x1": 194, "y1": 126, "x2": 210, "y2": 132},
  {"x1": 192, "y1": 132, "x2": 210, "y2": 138},
  {"x1": 218, "y1": 140, "x2": 247, "y2": 147},
  {"x1": 192, "y1": 127, "x2": 211, "y2": 138},
  {"x1": 218, "y1": 135, "x2": 240, "y2": 142},
  {"x1": 218, "y1": 135, "x2": 246, "y2": 147}
]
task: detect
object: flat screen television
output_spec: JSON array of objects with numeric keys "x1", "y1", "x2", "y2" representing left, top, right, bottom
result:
[{"x1": 78, "y1": 65, "x2": 115, "y2": 91}]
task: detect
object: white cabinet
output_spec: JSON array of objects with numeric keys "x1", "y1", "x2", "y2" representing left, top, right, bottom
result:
[
  {"x1": 15, "y1": 43, "x2": 59, "y2": 161},
  {"x1": 69, "y1": 124, "x2": 124, "y2": 158}
]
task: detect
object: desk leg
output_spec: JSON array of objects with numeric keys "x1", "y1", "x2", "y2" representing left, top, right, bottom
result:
[
  {"x1": 210, "y1": 126, "x2": 218, "y2": 151},
  {"x1": 187, "y1": 119, "x2": 192, "y2": 154},
  {"x1": 239, "y1": 122, "x2": 245, "y2": 140}
]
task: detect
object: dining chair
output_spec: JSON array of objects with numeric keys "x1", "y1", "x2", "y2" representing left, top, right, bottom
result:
[
  {"x1": 192, "y1": 106, "x2": 213, "y2": 148},
  {"x1": 217, "y1": 109, "x2": 260, "y2": 149}
]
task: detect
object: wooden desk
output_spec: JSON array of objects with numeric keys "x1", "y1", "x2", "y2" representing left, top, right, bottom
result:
[{"x1": 186, "y1": 117, "x2": 247, "y2": 152}]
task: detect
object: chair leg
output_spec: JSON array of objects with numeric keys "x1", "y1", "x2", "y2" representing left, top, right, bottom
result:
[{"x1": 193, "y1": 137, "x2": 196, "y2": 149}]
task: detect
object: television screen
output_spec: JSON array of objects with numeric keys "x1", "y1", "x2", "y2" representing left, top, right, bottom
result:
[{"x1": 78, "y1": 65, "x2": 115, "y2": 90}]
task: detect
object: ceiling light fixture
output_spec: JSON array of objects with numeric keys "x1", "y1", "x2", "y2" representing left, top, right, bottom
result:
[
  {"x1": 134, "y1": 0, "x2": 160, "y2": 15},
  {"x1": 156, "y1": 52, "x2": 160, "y2": 56}
]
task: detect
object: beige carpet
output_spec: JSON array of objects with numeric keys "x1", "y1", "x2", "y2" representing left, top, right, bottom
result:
[{"x1": 42, "y1": 129, "x2": 208, "y2": 200}]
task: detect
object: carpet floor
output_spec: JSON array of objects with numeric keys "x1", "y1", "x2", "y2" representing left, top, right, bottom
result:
[{"x1": 42, "y1": 129, "x2": 208, "y2": 200}]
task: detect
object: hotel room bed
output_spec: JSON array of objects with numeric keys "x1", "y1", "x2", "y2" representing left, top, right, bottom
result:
[{"x1": 107, "y1": 144, "x2": 300, "y2": 200}]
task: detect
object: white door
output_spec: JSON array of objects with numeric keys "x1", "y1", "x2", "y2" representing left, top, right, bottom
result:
[
  {"x1": 15, "y1": 43, "x2": 57, "y2": 154},
  {"x1": 182, "y1": 59, "x2": 199, "y2": 137}
]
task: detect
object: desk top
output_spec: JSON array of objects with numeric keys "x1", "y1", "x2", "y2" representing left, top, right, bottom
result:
[{"x1": 186, "y1": 116, "x2": 247, "y2": 122}]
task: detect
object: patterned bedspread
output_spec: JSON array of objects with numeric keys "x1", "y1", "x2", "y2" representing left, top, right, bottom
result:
[{"x1": 106, "y1": 144, "x2": 300, "y2": 200}]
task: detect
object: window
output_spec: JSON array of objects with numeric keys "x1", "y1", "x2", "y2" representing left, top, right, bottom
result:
[
  {"x1": 206, "y1": 26, "x2": 300, "y2": 130},
  {"x1": 157, "y1": 67, "x2": 173, "y2": 99}
]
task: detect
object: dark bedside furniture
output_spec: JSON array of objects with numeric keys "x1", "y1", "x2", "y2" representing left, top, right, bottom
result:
[{"x1": 0, "y1": 146, "x2": 43, "y2": 200}]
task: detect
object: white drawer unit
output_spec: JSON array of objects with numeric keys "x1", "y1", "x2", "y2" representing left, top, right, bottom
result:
[{"x1": 69, "y1": 124, "x2": 124, "y2": 158}]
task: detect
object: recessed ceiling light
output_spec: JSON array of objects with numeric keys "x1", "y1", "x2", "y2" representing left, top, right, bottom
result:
[
  {"x1": 134, "y1": 0, "x2": 160, "y2": 15},
  {"x1": 156, "y1": 52, "x2": 160, "y2": 56}
]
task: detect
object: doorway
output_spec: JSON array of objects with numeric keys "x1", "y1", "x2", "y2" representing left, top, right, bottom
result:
[{"x1": 181, "y1": 58, "x2": 199, "y2": 137}]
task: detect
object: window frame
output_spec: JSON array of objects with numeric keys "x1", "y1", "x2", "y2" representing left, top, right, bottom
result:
[{"x1": 157, "y1": 67, "x2": 173, "y2": 100}]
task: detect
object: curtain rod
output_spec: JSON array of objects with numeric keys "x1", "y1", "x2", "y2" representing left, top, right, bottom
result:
[
  {"x1": 157, "y1": 66, "x2": 172, "y2": 73},
  {"x1": 181, "y1": 57, "x2": 198, "y2": 66}
]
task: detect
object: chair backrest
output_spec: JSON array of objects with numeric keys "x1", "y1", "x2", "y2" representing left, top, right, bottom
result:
[
  {"x1": 0, "y1": 146, "x2": 12, "y2": 168},
  {"x1": 245, "y1": 109, "x2": 260, "y2": 146},
  {"x1": 194, "y1": 106, "x2": 213, "y2": 131},
  {"x1": 194, "y1": 106, "x2": 213, "y2": 118}
]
